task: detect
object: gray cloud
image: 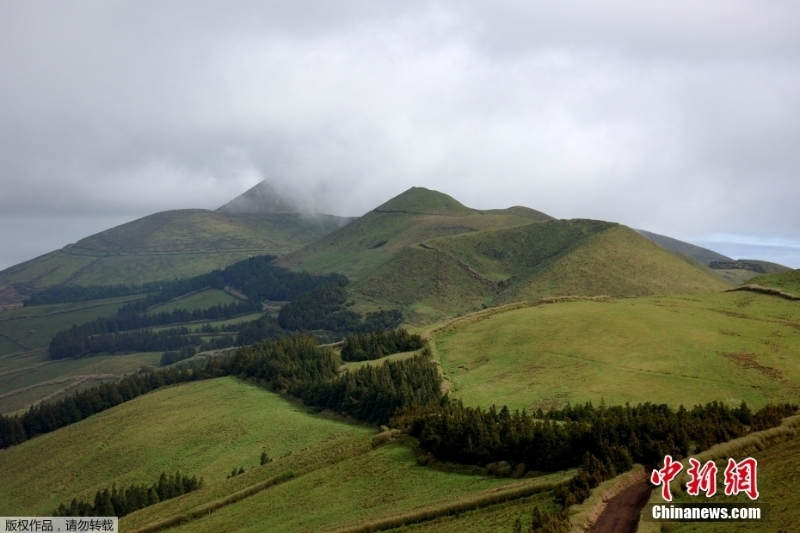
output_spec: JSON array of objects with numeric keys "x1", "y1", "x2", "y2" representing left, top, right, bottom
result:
[{"x1": 1, "y1": 1, "x2": 799, "y2": 268}]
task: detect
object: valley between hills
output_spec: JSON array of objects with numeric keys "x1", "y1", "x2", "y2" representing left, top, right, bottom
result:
[{"x1": 1, "y1": 181, "x2": 798, "y2": 533}]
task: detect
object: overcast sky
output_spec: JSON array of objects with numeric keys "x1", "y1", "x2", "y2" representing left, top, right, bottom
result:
[{"x1": 2, "y1": 1, "x2": 799, "y2": 269}]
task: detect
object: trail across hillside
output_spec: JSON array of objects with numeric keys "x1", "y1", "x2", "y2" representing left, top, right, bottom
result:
[{"x1": 588, "y1": 479, "x2": 651, "y2": 533}]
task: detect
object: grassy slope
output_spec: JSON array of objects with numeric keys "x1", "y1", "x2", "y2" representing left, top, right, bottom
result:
[
  {"x1": 0, "y1": 210, "x2": 349, "y2": 306},
  {"x1": 747, "y1": 268, "x2": 800, "y2": 294},
  {"x1": 274, "y1": 187, "x2": 547, "y2": 280},
  {"x1": 0, "y1": 351, "x2": 161, "y2": 415},
  {"x1": 506, "y1": 225, "x2": 730, "y2": 302},
  {"x1": 0, "y1": 295, "x2": 145, "y2": 356},
  {"x1": 0, "y1": 377, "x2": 369, "y2": 515},
  {"x1": 148, "y1": 288, "x2": 239, "y2": 313},
  {"x1": 274, "y1": 210, "x2": 538, "y2": 281},
  {"x1": 352, "y1": 222, "x2": 728, "y2": 323},
  {"x1": 667, "y1": 434, "x2": 800, "y2": 533},
  {"x1": 163, "y1": 444, "x2": 568, "y2": 533},
  {"x1": 432, "y1": 292, "x2": 800, "y2": 411}
]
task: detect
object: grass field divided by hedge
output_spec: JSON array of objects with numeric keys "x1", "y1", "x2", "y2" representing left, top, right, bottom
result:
[
  {"x1": 0, "y1": 377, "x2": 368, "y2": 515},
  {"x1": 433, "y1": 291, "x2": 800, "y2": 411},
  {"x1": 0, "y1": 295, "x2": 146, "y2": 357},
  {"x1": 163, "y1": 443, "x2": 571, "y2": 533},
  {"x1": 0, "y1": 351, "x2": 161, "y2": 415}
]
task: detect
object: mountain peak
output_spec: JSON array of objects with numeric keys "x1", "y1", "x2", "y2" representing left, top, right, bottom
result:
[
  {"x1": 217, "y1": 181, "x2": 300, "y2": 214},
  {"x1": 373, "y1": 187, "x2": 476, "y2": 216}
]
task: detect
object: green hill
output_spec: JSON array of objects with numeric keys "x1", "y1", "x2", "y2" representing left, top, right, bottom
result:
[
  {"x1": 274, "y1": 188, "x2": 549, "y2": 280},
  {"x1": 0, "y1": 210, "x2": 350, "y2": 307},
  {"x1": 351, "y1": 220, "x2": 729, "y2": 322},
  {"x1": 0, "y1": 377, "x2": 369, "y2": 515},
  {"x1": 0, "y1": 375, "x2": 569, "y2": 532},
  {"x1": 372, "y1": 186, "x2": 479, "y2": 216}
]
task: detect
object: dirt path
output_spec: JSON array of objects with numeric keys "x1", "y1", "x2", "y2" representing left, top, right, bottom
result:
[{"x1": 588, "y1": 479, "x2": 652, "y2": 533}]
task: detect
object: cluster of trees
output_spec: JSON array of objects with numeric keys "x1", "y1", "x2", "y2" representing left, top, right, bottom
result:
[
  {"x1": 277, "y1": 281, "x2": 403, "y2": 335},
  {"x1": 277, "y1": 281, "x2": 358, "y2": 332},
  {"x1": 208, "y1": 335, "x2": 442, "y2": 425},
  {"x1": 340, "y1": 329, "x2": 424, "y2": 362},
  {"x1": 51, "y1": 327, "x2": 203, "y2": 360},
  {"x1": 0, "y1": 367, "x2": 200, "y2": 449},
  {"x1": 402, "y1": 400, "x2": 797, "y2": 475},
  {"x1": 234, "y1": 315, "x2": 285, "y2": 347},
  {"x1": 160, "y1": 346, "x2": 198, "y2": 366},
  {"x1": 49, "y1": 301, "x2": 256, "y2": 359},
  {"x1": 296, "y1": 352, "x2": 442, "y2": 424},
  {"x1": 52, "y1": 471, "x2": 203, "y2": 517}
]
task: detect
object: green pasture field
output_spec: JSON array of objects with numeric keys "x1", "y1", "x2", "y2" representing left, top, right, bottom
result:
[
  {"x1": 0, "y1": 295, "x2": 145, "y2": 356},
  {"x1": 338, "y1": 349, "x2": 422, "y2": 372},
  {"x1": 432, "y1": 292, "x2": 800, "y2": 411},
  {"x1": 151, "y1": 312, "x2": 264, "y2": 334},
  {"x1": 0, "y1": 377, "x2": 368, "y2": 515},
  {"x1": 665, "y1": 434, "x2": 800, "y2": 533},
  {"x1": 0, "y1": 351, "x2": 161, "y2": 414},
  {"x1": 164, "y1": 443, "x2": 569, "y2": 533},
  {"x1": 396, "y1": 492, "x2": 559, "y2": 533},
  {"x1": 148, "y1": 289, "x2": 239, "y2": 313},
  {"x1": 55, "y1": 250, "x2": 263, "y2": 287}
]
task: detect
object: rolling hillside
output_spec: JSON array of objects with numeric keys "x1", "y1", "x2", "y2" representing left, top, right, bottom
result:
[
  {"x1": 0, "y1": 209, "x2": 351, "y2": 307},
  {"x1": 351, "y1": 219, "x2": 729, "y2": 322},
  {"x1": 274, "y1": 187, "x2": 552, "y2": 281}
]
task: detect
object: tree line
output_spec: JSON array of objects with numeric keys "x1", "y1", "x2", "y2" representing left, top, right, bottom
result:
[
  {"x1": 0, "y1": 367, "x2": 201, "y2": 449},
  {"x1": 52, "y1": 471, "x2": 203, "y2": 517},
  {"x1": 340, "y1": 329, "x2": 424, "y2": 362},
  {"x1": 400, "y1": 400, "x2": 797, "y2": 476},
  {"x1": 296, "y1": 351, "x2": 441, "y2": 424},
  {"x1": 2, "y1": 330, "x2": 441, "y2": 449},
  {"x1": 276, "y1": 282, "x2": 403, "y2": 334}
]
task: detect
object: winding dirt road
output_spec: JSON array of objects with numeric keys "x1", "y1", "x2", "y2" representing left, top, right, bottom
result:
[{"x1": 588, "y1": 479, "x2": 652, "y2": 533}]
